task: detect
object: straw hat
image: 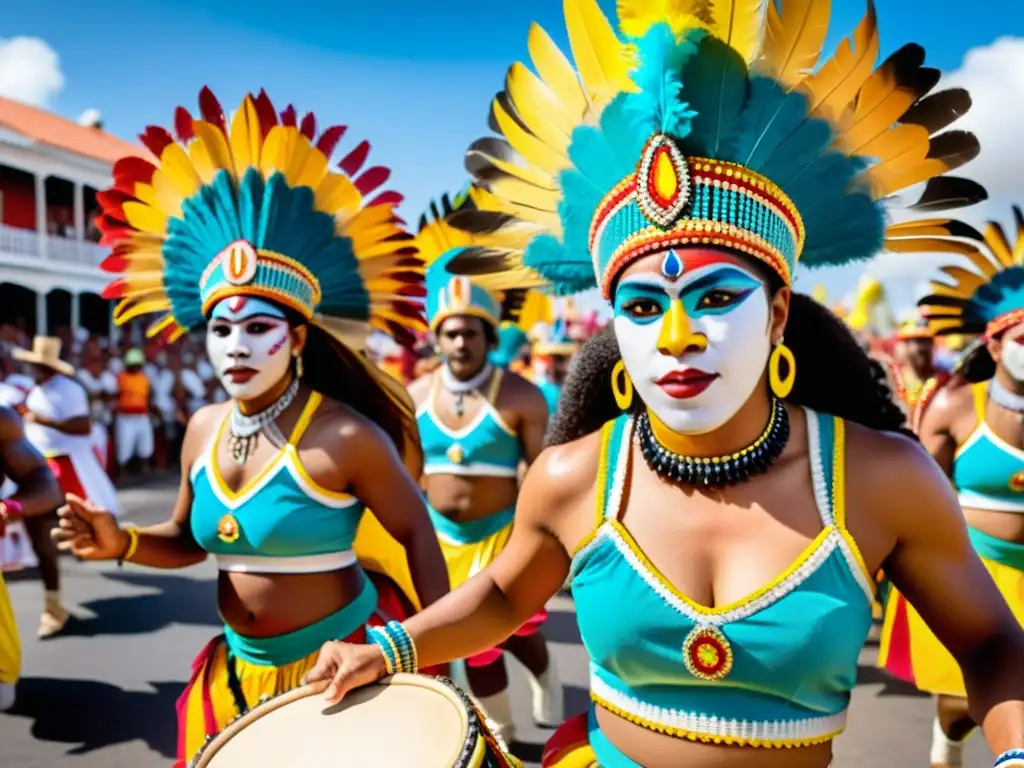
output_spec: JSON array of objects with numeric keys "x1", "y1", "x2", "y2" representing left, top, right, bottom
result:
[{"x1": 12, "y1": 337, "x2": 75, "y2": 377}]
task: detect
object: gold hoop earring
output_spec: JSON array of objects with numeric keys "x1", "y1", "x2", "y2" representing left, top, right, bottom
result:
[
  {"x1": 294, "y1": 351, "x2": 304, "y2": 379},
  {"x1": 611, "y1": 360, "x2": 633, "y2": 410},
  {"x1": 768, "y1": 342, "x2": 796, "y2": 399}
]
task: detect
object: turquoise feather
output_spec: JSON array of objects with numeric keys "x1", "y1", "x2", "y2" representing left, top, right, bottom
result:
[
  {"x1": 678, "y1": 33, "x2": 749, "y2": 159},
  {"x1": 523, "y1": 234, "x2": 594, "y2": 295},
  {"x1": 625, "y1": 25, "x2": 700, "y2": 139}
]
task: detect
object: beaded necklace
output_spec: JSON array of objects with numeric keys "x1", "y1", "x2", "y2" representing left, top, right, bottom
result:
[
  {"x1": 989, "y1": 379, "x2": 1024, "y2": 423},
  {"x1": 228, "y1": 377, "x2": 300, "y2": 465},
  {"x1": 636, "y1": 398, "x2": 790, "y2": 487},
  {"x1": 440, "y1": 362, "x2": 494, "y2": 417}
]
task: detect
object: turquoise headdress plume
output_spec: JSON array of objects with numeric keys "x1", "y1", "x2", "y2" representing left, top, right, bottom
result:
[
  {"x1": 447, "y1": 0, "x2": 986, "y2": 301},
  {"x1": 97, "y1": 87, "x2": 426, "y2": 349},
  {"x1": 887, "y1": 205, "x2": 1024, "y2": 341},
  {"x1": 418, "y1": 186, "x2": 536, "y2": 332}
]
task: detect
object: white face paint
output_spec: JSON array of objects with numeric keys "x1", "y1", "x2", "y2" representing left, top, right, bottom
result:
[
  {"x1": 612, "y1": 250, "x2": 772, "y2": 435},
  {"x1": 205, "y1": 296, "x2": 293, "y2": 401},
  {"x1": 1001, "y1": 337, "x2": 1024, "y2": 383}
]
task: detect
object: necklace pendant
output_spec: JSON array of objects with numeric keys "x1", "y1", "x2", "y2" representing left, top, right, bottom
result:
[
  {"x1": 446, "y1": 443, "x2": 465, "y2": 465},
  {"x1": 454, "y1": 394, "x2": 465, "y2": 417},
  {"x1": 1011, "y1": 471, "x2": 1024, "y2": 493},
  {"x1": 683, "y1": 625, "x2": 733, "y2": 681},
  {"x1": 217, "y1": 514, "x2": 241, "y2": 544}
]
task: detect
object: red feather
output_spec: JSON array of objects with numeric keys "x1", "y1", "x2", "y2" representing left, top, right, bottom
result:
[
  {"x1": 368, "y1": 190, "x2": 404, "y2": 207},
  {"x1": 139, "y1": 126, "x2": 175, "y2": 158},
  {"x1": 315, "y1": 125, "x2": 347, "y2": 158},
  {"x1": 299, "y1": 112, "x2": 317, "y2": 140},
  {"x1": 252, "y1": 90, "x2": 278, "y2": 140},
  {"x1": 354, "y1": 166, "x2": 390, "y2": 196},
  {"x1": 113, "y1": 156, "x2": 157, "y2": 187},
  {"x1": 174, "y1": 107, "x2": 195, "y2": 141},
  {"x1": 338, "y1": 140, "x2": 370, "y2": 176},
  {"x1": 155, "y1": 321, "x2": 181, "y2": 346},
  {"x1": 96, "y1": 188, "x2": 130, "y2": 211},
  {"x1": 397, "y1": 285, "x2": 427, "y2": 298},
  {"x1": 100, "y1": 254, "x2": 128, "y2": 273},
  {"x1": 280, "y1": 105, "x2": 297, "y2": 127},
  {"x1": 102, "y1": 279, "x2": 127, "y2": 299},
  {"x1": 198, "y1": 87, "x2": 226, "y2": 132}
]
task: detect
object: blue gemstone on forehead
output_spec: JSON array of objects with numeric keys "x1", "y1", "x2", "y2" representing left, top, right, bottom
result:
[{"x1": 661, "y1": 250, "x2": 683, "y2": 279}]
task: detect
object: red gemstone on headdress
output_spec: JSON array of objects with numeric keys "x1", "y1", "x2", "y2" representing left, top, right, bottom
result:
[
  {"x1": 637, "y1": 135, "x2": 691, "y2": 230},
  {"x1": 647, "y1": 145, "x2": 680, "y2": 209}
]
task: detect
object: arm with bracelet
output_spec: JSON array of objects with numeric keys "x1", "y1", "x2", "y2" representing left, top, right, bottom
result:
[{"x1": 51, "y1": 406, "x2": 217, "y2": 569}]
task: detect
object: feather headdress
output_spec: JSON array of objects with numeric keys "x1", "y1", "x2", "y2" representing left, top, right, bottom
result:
[
  {"x1": 98, "y1": 87, "x2": 426, "y2": 349},
  {"x1": 449, "y1": 0, "x2": 986, "y2": 300},
  {"x1": 887, "y1": 206, "x2": 1024, "y2": 341},
  {"x1": 418, "y1": 186, "x2": 538, "y2": 331}
]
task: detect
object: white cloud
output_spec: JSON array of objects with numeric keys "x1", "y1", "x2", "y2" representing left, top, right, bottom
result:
[
  {"x1": 0, "y1": 36, "x2": 64, "y2": 108},
  {"x1": 851, "y1": 37, "x2": 1024, "y2": 317}
]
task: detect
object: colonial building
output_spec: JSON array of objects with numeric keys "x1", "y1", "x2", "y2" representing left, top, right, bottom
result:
[{"x1": 0, "y1": 97, "x2": 145, "y2": 338}]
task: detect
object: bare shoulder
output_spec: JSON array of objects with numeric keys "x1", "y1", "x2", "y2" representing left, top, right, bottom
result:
[
  {"x1": 519, "y1": 428, "x2": 603, "y2": 532},
  {"x1": 405, "y1": 373, "x2": 435, "y2": 407},
  {"x1": 306, "y1": 395, "x2": 392, "y2": 455},
  {"x1": 181, "y1": 402, "x2": 229, "y2": 463},
  {"x1": 500, "y1": 370, "x2": 548, "y2": 414},
  {"x1": 0, "y1": 405, "x2": 23, "y2": 440}
]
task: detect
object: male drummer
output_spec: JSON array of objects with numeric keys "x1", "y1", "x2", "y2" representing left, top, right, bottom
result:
[
  {"x1": 406, "y1": 206, "x2": 561, "y2": 744},
  {"x1": 0, "y1": 403, "x2": 63, "y2": 709}
]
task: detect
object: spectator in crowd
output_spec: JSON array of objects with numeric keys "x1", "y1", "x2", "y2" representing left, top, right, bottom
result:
[
  {"x1": 114, "y1": 348, "x2": 156, "y2": 473},
  {"x1": 77, "y1": 349, "x2": 117, "y2": 471}
]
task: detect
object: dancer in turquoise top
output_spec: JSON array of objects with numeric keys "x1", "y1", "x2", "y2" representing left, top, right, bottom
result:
[
  {"x1": 49, "y1": 87, "x2": 449, "y2": 766},
  {"x1": 307, "y1": 2, "x2": 1024, "y2": 767},
  {"x1": 879, "y1": 205, "x2": 1024, "y2": 768},
  {"x1": 531, "y1": 319, "x2": 578, "y2": 417}
]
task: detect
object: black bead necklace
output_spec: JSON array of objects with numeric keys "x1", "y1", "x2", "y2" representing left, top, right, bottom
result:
[{"x1": 636, "y1": 398, "x2": 790, "y2": 488}]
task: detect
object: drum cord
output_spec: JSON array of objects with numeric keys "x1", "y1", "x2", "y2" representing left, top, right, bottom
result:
[{"x1": 225, "y1": 652, "x2": 251, "y2": 717}]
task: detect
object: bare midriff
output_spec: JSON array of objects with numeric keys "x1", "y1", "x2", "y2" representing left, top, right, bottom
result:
[
  {"x1": 216, "y1": 565, "x2": 366, "y2": 637},
  {"x1": 964, "y1": 506, "x2": 1024, "y2": 545},
  {"x1": 423, "y1": 474, "x2": 519, "y2": 523},
  {"x1": 597, "y1": 709, "x2": 834, "y2": 768}
]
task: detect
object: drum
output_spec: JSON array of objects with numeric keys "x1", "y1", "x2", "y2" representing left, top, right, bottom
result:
[{"x1": 190, "y1": 674, "x2": 523, "y2": 768}]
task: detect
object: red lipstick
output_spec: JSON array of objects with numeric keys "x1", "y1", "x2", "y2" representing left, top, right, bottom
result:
[
  {"x1": 655, "y1": 369, "x2": 719, "y2": 399},
  {"x1": 225, "y1": 367, "x2": 258, "y2": 383}
]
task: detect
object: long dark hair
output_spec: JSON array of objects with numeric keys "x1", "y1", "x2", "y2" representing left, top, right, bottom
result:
[{"x1": 546, "y1": 292, "x2": 912, "y2": 447}]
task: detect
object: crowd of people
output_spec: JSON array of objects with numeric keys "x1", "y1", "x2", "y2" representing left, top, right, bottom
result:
[{"x1": 0, "y1": 2, "x2": 1023, "y2": 768}]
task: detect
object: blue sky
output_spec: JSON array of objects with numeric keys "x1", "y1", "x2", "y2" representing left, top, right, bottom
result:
[{"x1": 4, "y1": 0, "x2": 1023, "y2": 315}]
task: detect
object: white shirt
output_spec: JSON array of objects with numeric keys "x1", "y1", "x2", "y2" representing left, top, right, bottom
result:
[
  {"x1": 24, "y1": 374, "x2": 91, "y2": 457},
  {"x1": 179, "y1": 369, "x2": 207, "y2": 416},
  {"x1": 146, "y1": 366, "x2": 176, "y2": 418},
  {"x1": 78, "y1": 369, "x2": 118, "y2": 424}
]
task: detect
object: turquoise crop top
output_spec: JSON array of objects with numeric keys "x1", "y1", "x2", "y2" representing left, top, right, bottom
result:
[
  {"x1": 953, "y1": 383, "x2": 1024, "y2": 513},
  {"x1": 570, "y1": 410, "x2": 876, "y2": 748},
  {"x1": 417, "y1": 369, "x2": 522, "y2": 478},
  {"x1": 190, "y1": 392, "x2": 366, "y2": 572}
]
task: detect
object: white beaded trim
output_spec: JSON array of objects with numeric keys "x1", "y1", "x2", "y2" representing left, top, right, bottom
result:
[
  {"x1": 804, "y1": 408, "x2": 834, "y2": 526},
  {"x1": 590, "y1": 673, "x2": 847, "y2": 744},
  {"x1": 603, "y1": 417, "x2": 633, "y2": 523},
  {"x1": 835, "y1": 535, "x2": 876, "y2": 603}
]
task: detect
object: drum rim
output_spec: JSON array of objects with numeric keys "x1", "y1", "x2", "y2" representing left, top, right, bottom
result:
[{"x1": 188, "y1": 673, "x2": 483, "y2": 768}]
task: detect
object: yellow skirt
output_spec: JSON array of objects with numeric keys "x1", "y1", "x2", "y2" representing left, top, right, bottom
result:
[
  {"x1": 879, "y1": 527, "x2": 1024, "y2": 696},
  {"x1": 0, "y1": 575, "x2": 19, "y2": 685}
]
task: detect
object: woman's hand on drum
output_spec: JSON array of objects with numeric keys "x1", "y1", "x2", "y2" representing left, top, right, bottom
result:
[
  {"x1": 51, "y1": 493, "x2": 129, "y2": 561},
  {"x1": 304, "y1": 642, "x2": 388, "y2": 705}
]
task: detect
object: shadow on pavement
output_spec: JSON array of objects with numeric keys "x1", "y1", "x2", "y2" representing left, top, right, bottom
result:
[
  {"x1": 8, "y1": 676, "x2": 181, "y2": 757},
  {"x1": 509, "y1": 684, "x2": 589, "y2": 764},
  {"x1": 60, "y1": 571, "x2": 220, "y2": 638},
  {"x1": 541, "y1": 607, "x2": 582, "y2": 646},
  {"x1": 857, "y1": 663, "x2": 929, "y2": 699}
]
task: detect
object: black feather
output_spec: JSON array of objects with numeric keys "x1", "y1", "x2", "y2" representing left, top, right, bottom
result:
[
  {"x1": 907, "y1": 176, "x2": 988, "y2": 211},
  {"x1": 446, "y1": 246, "x2": 517, "y2": 276},
  {"x1": 901, "y1": 88, "x2": 973, "y2": 133},
  {"x1": 1014, "y1": 205, "x2": 1024, "y2": 235},
  {"x1": 447, "y1": 209, "x2": 517, "y2": 236},
  {"x1": 926, "y1": 130, "x2": 980, "y2": 169},
  {"x1": 916, "y1": 294, "x2": 969, "y2": 309}
]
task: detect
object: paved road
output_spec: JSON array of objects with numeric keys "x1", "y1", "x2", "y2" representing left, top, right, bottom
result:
[{"x1": 0, "y1": 480, "x2": 997, "y2": 767}]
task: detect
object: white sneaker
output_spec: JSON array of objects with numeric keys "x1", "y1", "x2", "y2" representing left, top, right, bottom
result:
[
  {"x1": 474, "y1": 690, "x2": 516, "y2": 747},
  {"x1": 527, "y1": 658, "x2": 564, "y2": 727},
  {"x1": 0, "y1": 682, "x2": 15, "y2": 711}
]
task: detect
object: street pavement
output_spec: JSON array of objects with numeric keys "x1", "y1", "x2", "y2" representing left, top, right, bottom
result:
[{"x1": 0, "y1": 479, "x2": 997, "y2": 767}]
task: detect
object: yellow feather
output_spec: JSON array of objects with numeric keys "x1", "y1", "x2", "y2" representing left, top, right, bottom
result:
[
  {"x1": 315, "y1": 173, "x2": 361, "y2": 216},
  {"x1": 617, "y1": 0, "x2": 710, "y2": 38},
  {"x1": 188, "y1": 140, "x2": 218, "y2": 186},
  {"x1": 158, "y1": 142, "x2": 202, "y2": 199},
  {"x1": 919, "y1": 305, "x2": 962, "y2": 317},
  {"x1": 940, "y1": 266, "x2": 987, "y2": 295},
  {"x1": 466, "y1": 145, "x2": 557, "y2": 190},
  {"x1": 114, "y1": 296, "x2": 171, "y2": 324},
  {"x1": 492, "y1": 97, "x2": 568, "y2": 176},
  {"x1": 884, "y1": 238, "x2": 1000, "y2": 278},
  {"x1": 982, "y1": 222, "x2": 1015, "y2": 268},
  {"x1": 708, "y1": 0, "x2": 768, "y2": 63},
  {"x1": 858, "y1": 123, "x2": 929, "y2": 165},
  {"x1": 758, "y1": 0, "x2": 830, "y2": 86},
  {"x1": 122, "y1": 201, "x2": 168, "y2": 235},
  {"x1": 836, "y1": 68, "x2": 926, "y2": 154},
  {"x1": 283, "y1": 134, "x2": 313, "y2": 188},
  {"x1": 528, "y1": 23, "x2": 588, "y2": 118},
  {"x1": 261, "y1": 125, "x2": 297, "y2": 180},
  {"x1": 802, "y1": 1, "x2": 879, "y2": 125},
  {"x1": 563, "y1": 0, "x2": 635, "y2": 107},
  {"x1": 924, "y1": 317, "x2": 964, "y2": 333},
  {"x1": 507, "y1": 62, "x2": 576, "y2": 150},
  {"x1": 869, "y1": 160, "x2": 952, "y2": 199},
  {"x1": 488, "y1": 176, "x2": 562, "y2": 213},
  {"x1": 149, "y1": 170, "x2": 185, "y2": 219},
  {"x1": 928, "y1": 282, "x2": 970, "y2": 300},
  {"x1": 192, "y1": 122, "x2": 236, "y2": 179},
  {"x1": 145, "y1": 315, "x2": 177, "y2": 338},
  {"x1": 293, "y1": 145, "x2": 329, "y2": 191},
  {"x1": 132, "y1": 182, "x2": 158, "y2": 208},
  {"x1": 228, "y1": 96, "x2": 262, "y2": 172}
]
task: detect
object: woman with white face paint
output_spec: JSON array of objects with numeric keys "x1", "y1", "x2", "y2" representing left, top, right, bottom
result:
[
  {"x1": 878, "y1": 206, "x2": 1024, "y2": 768},
  {"x1": 49, "y1": 87, "x2": 449, "y2": 765},
  {"x1": 304, "y1": 2, "x2": 1024, "y2": 767}
]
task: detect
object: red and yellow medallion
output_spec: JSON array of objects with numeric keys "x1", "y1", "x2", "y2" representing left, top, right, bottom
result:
[
  {"x1": 217, "y1": 514, "x2": 241, "y2": 544},
  {"x1": 683, "y1": 625, "x2": 733, "y2": 681},
  {"x1": 1010, "y1": 471, "x2": 1024, "y2": 493},
  {"x1": 447, "y1": 443, "x2": 465, "y2": 465}
]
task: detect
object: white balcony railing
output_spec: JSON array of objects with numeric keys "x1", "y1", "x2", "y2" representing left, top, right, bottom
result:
[{"x1": 0, "y1": 223, "x2": 107, "y2": 268}]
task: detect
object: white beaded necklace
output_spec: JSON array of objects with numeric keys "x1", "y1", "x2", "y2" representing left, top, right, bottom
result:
[
  {"x1": 989, "y1": 379, "x2": 1024, "y2": 423},
  {"x1": 229, "y1": 377, "x2": 300, "y2": 464},
  {"x1": 440, "y1": 362, "x2": 494, "y2": 417}
]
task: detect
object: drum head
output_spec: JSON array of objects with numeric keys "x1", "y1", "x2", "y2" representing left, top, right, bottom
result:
[{"x1": 195, "y1": 675, "x2": 471, "y2": 768}]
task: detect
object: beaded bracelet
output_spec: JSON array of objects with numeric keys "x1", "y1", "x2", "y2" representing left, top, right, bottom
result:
[
  {"x1": 995, "y1": 749, "x2": 1024, "y2": 766},
  {"x1": 366, "y1": 621, "x2": 417, "y2": 674}
]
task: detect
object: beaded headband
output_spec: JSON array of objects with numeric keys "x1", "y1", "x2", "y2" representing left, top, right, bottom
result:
[{"x1": 590, "y1": 136, "x2": 805, "y2": 298}]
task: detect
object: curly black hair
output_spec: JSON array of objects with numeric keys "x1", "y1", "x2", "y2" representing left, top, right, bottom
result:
[{"x1": 545, "y1": 292, "x2": 913, "y2": 447}]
